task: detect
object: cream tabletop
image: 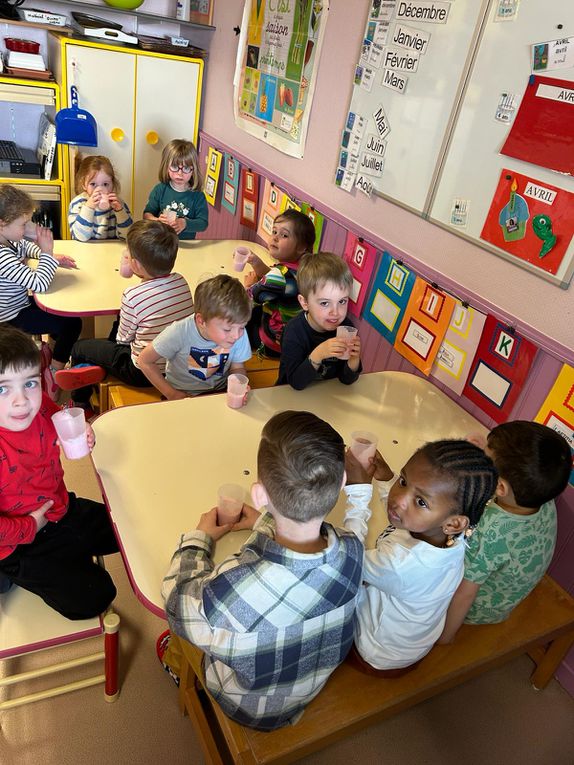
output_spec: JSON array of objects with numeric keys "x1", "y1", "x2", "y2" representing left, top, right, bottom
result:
[
  {"x1": 34, "y1": 239, "x2": 271, "y2": 316},
  {"x1": 91, "y1": 371, "x2": 486, "y2": 617}
]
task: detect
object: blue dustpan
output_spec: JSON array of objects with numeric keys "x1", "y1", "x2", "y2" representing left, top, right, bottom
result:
[{"x1": 55, "y1": 86, "x2": 98, "y2": 147}]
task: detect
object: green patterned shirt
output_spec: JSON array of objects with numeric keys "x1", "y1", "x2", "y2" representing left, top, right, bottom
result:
[{"x1": 463, "y1": 499, "x2": 557, "y2": 624}]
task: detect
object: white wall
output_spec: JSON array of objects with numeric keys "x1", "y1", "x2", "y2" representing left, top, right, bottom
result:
[{"x1": 201, "y1": 0, "x2": 573, "y2": 355}]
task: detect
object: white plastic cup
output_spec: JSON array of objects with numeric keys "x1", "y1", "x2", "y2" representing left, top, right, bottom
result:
[
  {"x1": 52, "y1": 407, "x2": 89, "y2": 460},
  {"x1": 233, "y1": 246, "x2": 251, "y2": 272},
  {"x1": 336, "y1": 325, "x2": 358, "y2": 360},
  {"x1": 227, "y1": 373, "x2": 249, "y2": 409},
  {"x1": 350, "y1": 430, "x2": 378, "y2": 470},
  {"x1": 97, "y1": 192, "x2": 110, "y2": 212},
  {"x1": 163, "y1": 208, "x2": 177, "y2": 223},
  {"x1": 119, "y1": 249, "x2": 133, "y2": 278},
  {"x1": 217, "y1": 483, "x2": 245, "y2": 525}
]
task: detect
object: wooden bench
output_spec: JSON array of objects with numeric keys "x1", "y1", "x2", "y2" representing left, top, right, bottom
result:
[
  {"x1": 174, "y1": 574, "x2": 574, "y2": 765},
  {"x1": 104, "y1": 356, "x2": 281, "y2": 411}
]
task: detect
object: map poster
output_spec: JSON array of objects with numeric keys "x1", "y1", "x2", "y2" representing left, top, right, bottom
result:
[{"x1": 234, "y1": 0, "x2": 330, "y2": 157}]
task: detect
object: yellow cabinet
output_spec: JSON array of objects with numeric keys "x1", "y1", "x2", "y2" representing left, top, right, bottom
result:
[{"x1": 50, "y1": 37, "x2": 204, "y2": 229}]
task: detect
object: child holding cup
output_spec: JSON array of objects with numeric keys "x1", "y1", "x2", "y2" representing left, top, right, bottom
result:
[
  {"x1": 277, "y1": 252, "x2": 362, "y2": 390},
  {"x1": 0, "y1": 326, "x2": 118, "y2": 619}
]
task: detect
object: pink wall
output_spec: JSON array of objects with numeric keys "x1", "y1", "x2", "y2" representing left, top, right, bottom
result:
[{"x1": 201, "y1": 1, "x2": 573, "y2": 355}]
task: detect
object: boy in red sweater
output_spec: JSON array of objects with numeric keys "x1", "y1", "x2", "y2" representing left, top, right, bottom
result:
[{"x1": 0, "y1": 326, "x2": 118, "y2": 619}]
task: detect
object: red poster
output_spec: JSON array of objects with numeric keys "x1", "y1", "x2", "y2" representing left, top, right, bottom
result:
[
  {"x1": 480, "y1": 169, "x2": 574, "y2": 275},
  {"x1": 343, "y1": 232, "x2": 377, "y2": 317},
  {"x1": 239, "y1": 168, "x2": 260, "y2": 230},
  {"x1": 463, "y1": 315, "x2": 538, "y2": 424},
  {"x1": 501, "y1": 76, "x2": 574, "y2": 176}
]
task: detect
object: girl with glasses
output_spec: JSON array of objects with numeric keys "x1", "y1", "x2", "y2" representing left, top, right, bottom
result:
[{"x1": 143, "y1": 139, "x2": 208, "y2": 240}]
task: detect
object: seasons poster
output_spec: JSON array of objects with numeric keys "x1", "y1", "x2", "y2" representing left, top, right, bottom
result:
[{"x1": 234, "y1": 0, "x2": 329, "y2": 157}]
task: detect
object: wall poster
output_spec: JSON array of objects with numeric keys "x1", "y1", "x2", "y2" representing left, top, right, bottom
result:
[{"x1": 233, "y1": 0, "x2": 330, "y2": 158}]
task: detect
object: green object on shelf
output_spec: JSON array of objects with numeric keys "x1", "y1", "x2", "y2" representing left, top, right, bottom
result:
[{"x1": 103, "y1": 0, "x2": 144, "y2": 9}]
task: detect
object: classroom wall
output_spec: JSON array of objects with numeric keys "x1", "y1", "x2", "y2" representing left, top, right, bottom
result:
[
  {"x1": 198, "y1": 1, "x2": 574, "y2": 694},
  {"x1": 201, "y1": 0, "x2": 573, "y2": 355}
]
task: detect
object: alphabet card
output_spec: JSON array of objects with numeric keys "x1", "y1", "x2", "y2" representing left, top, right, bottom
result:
[
  {"x1": 221, "y1": 153, "x2": 240, "y2": 216},
  {"x1": 364, "y1": 252, "x2": 416, "y2": 343},
  {"x1": 204, "y1": 147, "x2": 222, "y2": 207},
  {"x1": 534, "y1": 363, "x2": 574, "y2": 488},
  {"x1": 239, "y1": 168, "x2": 260, "y2": 230},
  {"x1": 257, "y1": 179, "x2": 285, "y2": 242},
  {"x1": 343, "y1": 232, "x2": 378, "y2": 317},
  {"x1": 300, "y1": 203, "x2": 324, "y2": 252},
  {"x1": 430, "y1": 301, "x2": 487, "y2": 395},
  {"x1": 462, "y1": 316, "x2": 538, "y2": 423},
  {"x1": 480, "y1": 169, "x2": 574, "y2": 275},
  {"x1": 393, "y1": 278, "x2": 456, "y2": 375}
]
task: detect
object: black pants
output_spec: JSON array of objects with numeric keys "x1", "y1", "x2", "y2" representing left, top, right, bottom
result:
[
  {"x1": 70, "y1": 338, "x2": 152, "y2": 403},
  {"x1": 0, "y1": 494, "x2": 119, "y2": 620},
  {"x1": 7, "y1": 301, "x2": 82, "y2": 365}
]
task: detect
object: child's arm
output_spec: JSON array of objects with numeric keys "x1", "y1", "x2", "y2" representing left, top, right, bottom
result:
[
  {"x1": 0, "y1": 499, "x2": 53, "y2": 544},
  {"x1": 338, "y1": 334, "x2": 362, "y2": 385},
  {"x1": 138, "y1": 343, "x2": 188, "y2": 401},
  {"x1": 108, "y1": 194, "x2": 133, "y2": 236},
  {"x1": 68, "y1": 192, "x2": 100, "y2": 241},
  {"x1": 437, "y1": 578, "x2": 481, "y2": 644},
  {"x1": 178, "y1": 191, "x2": 209, "y2": 237},
  {"x1": 246, "y1": 251, "x2": 270, "y2": 279},
  {"x1": 343, "y1": 454, "x2": 374, "y2": 542},
  {"x1": 0, "y1": 239, "x2": 58, "y2": 293},
  {"x1": 142, "y1": 184, "x2": 162, "y2": 221},
  {"x1": 229, "y1": 361, "x2": 247, "y2": 377}
]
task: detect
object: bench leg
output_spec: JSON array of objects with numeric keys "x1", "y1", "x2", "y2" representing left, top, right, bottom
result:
[
  {"x1": 180, "y1": 665, "x2": 225, "y2": 765},
  {"x1": 530, "y1": 629, "x2": 574, "y2": 690},
  {"x1": 103, "y1": 612, "x2": 120, "y2": 702}
]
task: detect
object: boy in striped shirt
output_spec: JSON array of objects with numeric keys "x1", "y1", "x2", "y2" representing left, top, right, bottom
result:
[{"x1": 56, "y1": 220, "x2": 193, "y2": 408}]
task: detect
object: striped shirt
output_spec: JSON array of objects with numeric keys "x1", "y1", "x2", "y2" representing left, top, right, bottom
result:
[
  {"x1": 116, "y1": 273, "x2": 193, "y2": 370},
  {"x1": 0, "y1": 239, "x2": 58, "y2": 322},
  {"x1": 68, "y1": 194, "x2": 133, "y2": 241},
  {"x1": 162, "y1": 512, "x2": 363, "y2": 731}
]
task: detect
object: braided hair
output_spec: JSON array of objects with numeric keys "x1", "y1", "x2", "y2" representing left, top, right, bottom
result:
[{"x1": 415, "y1": 440, "x2": 498, "y2": 527}]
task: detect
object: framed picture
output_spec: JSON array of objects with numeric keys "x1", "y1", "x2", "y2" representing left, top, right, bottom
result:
[{"x1": 189, "y1": 0, "x2": 214, "y2": 26}]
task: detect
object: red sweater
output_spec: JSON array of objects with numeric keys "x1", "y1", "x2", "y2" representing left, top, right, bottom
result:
[{"x1": 0, "y1": 394, "x2": 68, "y2": 560}]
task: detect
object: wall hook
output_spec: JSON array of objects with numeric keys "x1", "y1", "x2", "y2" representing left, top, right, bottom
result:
[{"x1": 233, "y1": 26, "x2": 241, "y2": 35}]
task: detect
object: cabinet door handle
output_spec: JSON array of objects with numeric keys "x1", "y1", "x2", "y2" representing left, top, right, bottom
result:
[
  {"x1": 111, "y1": 128, "x2": 125, "y2": 142},
  {"x1": 146, "y1": 131, "x2": 159, "y2": 145}
]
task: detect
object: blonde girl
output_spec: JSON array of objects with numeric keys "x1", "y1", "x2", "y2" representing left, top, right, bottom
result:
[
  {"x1": 143, "y1": 139, "x2": 208, "y2": 240},
  {"x1": 68, "y1": 155, "x2": 132, "y2": 241}
]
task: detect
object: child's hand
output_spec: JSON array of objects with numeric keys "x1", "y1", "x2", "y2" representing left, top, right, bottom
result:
[
  {"x1": 247, "y1": 252, "x2": 263, "y2": 268},
  {"x1": 348, "y1": 335, "x2": 361, "y2": 360},
  {"x1": 86, "y1": 423, "x2": 96, "y2": 451},
  {"x1": 345, "y1": 448, "x2": 374, "y2": 485},
  {"x1": 36, "y1": 226, "x2": 54, "y2": 255},
  {"x1": 30, "y1": 499, "x2": 54, "y2": 531},
  {"x1": 243, "y1": 271, "x2": 258, "y2": 288},
  {"x1": 197, "y1": 507, "x2": 233, "y2": 541},
  {"x1": 372, "y1": 450, "x2": 394, "y2": 481},
  {"x1": 86, "y1": 188, "x2": 102, "y2": 209},
  {"x1": 108, "y1": 192, "x2": 123, "y2": 212},
  {"x1": 232, "y1": 503, "x2": 260, "y2": 531},
  {"x1": 311, "y1": 338, "x2": 348, "y2": 363},
  {"x1": 172, "y1": 217, "x2": 186, "y2": 235},
  {"x1": 55, "y1": 254, "x2": 77, "y2": 269}
]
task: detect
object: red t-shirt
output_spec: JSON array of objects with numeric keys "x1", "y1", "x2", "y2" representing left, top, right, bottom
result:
[{"x1": 0, "y1": 393, "x2": 69, "y2": 559}]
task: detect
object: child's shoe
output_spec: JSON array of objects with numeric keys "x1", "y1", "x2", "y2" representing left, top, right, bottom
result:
[
  {"x1": 156, "y1": 629, "x2": 180, "y2": 687},
  {"x1": 55, "y1": 364, "x2": 106, "y2": 391}
]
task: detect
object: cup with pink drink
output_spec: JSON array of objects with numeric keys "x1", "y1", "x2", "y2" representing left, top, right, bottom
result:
[
  {"x1": 226, "y1": 373, "x2": 249, "y2": 409},
  {"x1": 119, "y1": 248, "x2": 133, "y2": 278},
  {"x1": 336, "y1": 325, "x2": 358, "y2": 360},
  {"x1": 216, "y1": 483, "x2": 245, "y2": 525},
  {"x1": 51, "y1": 407, "x2": 90, "y2": 460},
  {"x1": 350, "y1": 430, "x2": 378, "y2": 470},
  {"x1": 233, "y1": 246, "x2": 251, "y2": 272},
  {"x1": 163, "y1": 206, "x2": 177, "y2": 224}
]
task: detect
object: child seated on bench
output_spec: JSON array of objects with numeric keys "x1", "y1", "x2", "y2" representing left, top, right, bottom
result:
[
  {"x1": 439, "y1": 421, "x2": 571, "y2": 643},
  {"x1": 343, "y1": 440, "x2": 497, "y2": 675},
  {"x1": 161, "y1": 411, "x2": 363, "y2": 730},
  {"x1": 0, "y1": 326, "x2": 118, "y2": 619}
]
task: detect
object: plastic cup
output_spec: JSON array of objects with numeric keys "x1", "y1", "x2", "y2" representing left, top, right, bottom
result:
[
  {"x1": 350, "y1": 430, "x2": 378, "y2": 470},
  {"x1": 163, "y1": 208, "x2": 177, "y2": 223},
  {"x1": 119, "y1": 249, "x2": 133, "y2": 278},
  {"x1": 24, "y1": 221, "x2": 38, "y2": 240},
  {"x1": 227, "y1": 373, "x2": 249, "y2": 409},
  {"x1": 52, "y1": 407, "x2": 89, "y2": 460},
  {"x1": 337, "y1": 325, "x2": 358, "y2": 360},
  {"x1": 97, "y1": 193, "x2": 110, "y2": 212},
  {"x1": 217, "y1": 483, "x2": 245, "y2": 525},
  {"x1": 233, "y1": 246, "x2": 251, "y2": 272}
]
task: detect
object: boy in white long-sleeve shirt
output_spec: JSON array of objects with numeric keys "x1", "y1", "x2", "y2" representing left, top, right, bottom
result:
[{"x1": 343, "y1": 440, "x2": 497, "y2": 675}]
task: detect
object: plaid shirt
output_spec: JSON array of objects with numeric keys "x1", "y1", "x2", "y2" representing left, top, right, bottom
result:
[{"x1": 162, "y1": 512, "x2": 363, "y2": 731}]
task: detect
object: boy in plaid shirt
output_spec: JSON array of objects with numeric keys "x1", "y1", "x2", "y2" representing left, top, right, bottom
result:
[{"x1": 162, "y1": 411, "x2": 363, "y2": 730}]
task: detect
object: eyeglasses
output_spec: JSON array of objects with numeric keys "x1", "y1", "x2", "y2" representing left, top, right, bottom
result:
[{"x1": 169, "y1": 164, "x2": 193, "y2": 174}]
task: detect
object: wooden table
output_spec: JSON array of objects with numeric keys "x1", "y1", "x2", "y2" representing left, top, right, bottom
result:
[
  {"x1": 34, "y1": 239, "x2": 270, "y2": 316},
  {"x1": 91, "y1": 371, "x2": 486, "y2": 617}
]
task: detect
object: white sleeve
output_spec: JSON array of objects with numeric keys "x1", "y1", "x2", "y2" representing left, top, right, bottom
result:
[
  {"x1": 374, "y1": 474, "x2": 398, "y2": 502},
  {"x1": 343, "y1": 483, "x2": 373, "y2": 543}
]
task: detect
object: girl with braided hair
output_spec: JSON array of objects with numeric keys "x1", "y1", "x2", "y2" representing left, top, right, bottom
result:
[{"x1": 343, "y1": 439, "x2": 497, "y2": 676}]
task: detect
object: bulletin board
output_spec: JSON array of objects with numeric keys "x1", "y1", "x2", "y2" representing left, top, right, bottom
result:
[{"x1": 341, "y1": 0, "x2": 574, "y2": 288}]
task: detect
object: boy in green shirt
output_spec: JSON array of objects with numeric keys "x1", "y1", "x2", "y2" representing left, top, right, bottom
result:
[{"x1": 439, "y1": 421, "x2": 571, "y2": 642}]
